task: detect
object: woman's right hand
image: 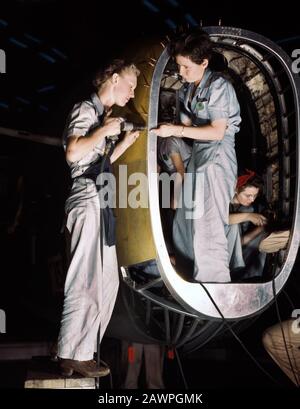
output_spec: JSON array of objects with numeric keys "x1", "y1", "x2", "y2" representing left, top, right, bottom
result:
[
  {"x1": 248, "y1": 213, "x2": 267, "y2": 226},
  {"x1": 102, "y1": 116, "x2": 123, "y2": 136}
]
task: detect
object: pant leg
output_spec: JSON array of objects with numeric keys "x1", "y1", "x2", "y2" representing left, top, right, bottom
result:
[
  {"x1": 262, "y1": 319, "x2": 300, "y2": 386},
  {"x1": 144, "y1": 344, "x2": 165, "y2": 389},
  {"x1": 58, "y1": 181, "x2": 119, "y2": 361},
  {"x1": 241, "y1": 232, "x2": 267, "y2": 279},
  {"x1": 225, "y1": 223, "x2": 245, "y2": 270},
  {"x1": 193, "y1": 165, "x2": 231, "y2": 282},
  {"x1": 95, "y1": 242, "x2": 119, "y2": 351},
  {"x1": 122, "y1": 342, "x2": 143, "y2": 389}
]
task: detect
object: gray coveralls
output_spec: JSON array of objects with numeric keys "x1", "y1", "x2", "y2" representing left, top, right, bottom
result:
[
  {"x1": 158, "y1": 136, "x2": 192, "y2": 256},
  {"x1": 58, "y1": 93, "x2": 119, "y2": 361},
  {"x1": 173, "y1": 68, "x2": 241, "y2": 282},
  {"x1": 158, "y1": 136, "x2": 192, "y2": 174}
]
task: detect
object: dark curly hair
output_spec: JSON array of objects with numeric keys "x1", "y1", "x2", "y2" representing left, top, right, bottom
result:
[
  {"x1": 168, "y1": 28, "x2": 213, "y2": 64},
  {"x1": 93, "y1": 59, "x2": 140, "y2": 90}
]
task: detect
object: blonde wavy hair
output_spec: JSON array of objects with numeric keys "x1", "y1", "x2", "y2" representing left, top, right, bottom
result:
[{"x1": 93, "y1": 59, "x2": 140, "y2": 90}]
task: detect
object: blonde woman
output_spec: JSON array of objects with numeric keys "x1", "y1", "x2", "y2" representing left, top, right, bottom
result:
[{"x1": 58, "y1": 60, "x2": 140, "y2": 377}]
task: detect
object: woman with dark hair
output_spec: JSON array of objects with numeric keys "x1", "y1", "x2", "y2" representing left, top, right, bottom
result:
[
  {"x1": 58, "y1": 60, "x2": 140, "y2": 377},
  {"x1": 153, "y1": 29, "x2": 241, "y2": 282},
  {"x1": 228, "y1": 170, "x2": 291, "y2": 280},
  {"x1": 226, "y1": 170, "x2": 269, "y2": 280}
]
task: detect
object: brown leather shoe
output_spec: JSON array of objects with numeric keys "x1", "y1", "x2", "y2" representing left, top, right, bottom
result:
[
  {"x1": 60, "y1": 359, "x2": 110, "y2": 378},
  {"x1": 50, "y1": 341, "x2": 58, "y2": 362}
]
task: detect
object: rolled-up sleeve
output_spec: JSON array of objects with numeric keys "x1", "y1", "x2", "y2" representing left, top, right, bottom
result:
[
  {"x1": 65, "y1": 101, "x2": 96, "y2": 138},
  {"x1": 208, "y1": 78, "x2": 230, "y2": 122},
  {"x1": 62, "y1": 101, "x2": 96, "y2": 149}
]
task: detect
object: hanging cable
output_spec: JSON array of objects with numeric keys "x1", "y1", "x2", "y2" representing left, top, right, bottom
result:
[{"x1": 174, "y1": 347, "x2": 188, "y2": 389}]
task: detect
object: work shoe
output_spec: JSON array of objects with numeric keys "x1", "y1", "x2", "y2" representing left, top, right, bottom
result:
[
  {"x1": 60, "y1": 359, "x2": 110, "y2": 378},
  {"x1": 259, "y1": 230, "x2": 290, "y2": 253},
  {"x1": 50, "y1": 341, "x2": 58, "y2": 362}
]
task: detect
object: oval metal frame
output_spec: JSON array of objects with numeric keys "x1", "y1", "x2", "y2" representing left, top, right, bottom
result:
[{"x1": 147, "y1": 26, "x2": 300, "y2": 320}]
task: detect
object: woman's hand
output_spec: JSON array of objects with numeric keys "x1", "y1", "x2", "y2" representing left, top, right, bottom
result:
[
  {"x1": 110, "y1": 130, "x2": 139, "y2": 163},
  {"x1": 152, "y1": 124, "x2": 178, "y2": 138},
  {"x1": 102, "y1": 116, "x2": 123, "y2": 136},
  {"x1": 248, "y1": 213, "x2": 267, "y2": 226},
  {"x1": 124, "y1": 130, "x2": 139, "y2": 148}
]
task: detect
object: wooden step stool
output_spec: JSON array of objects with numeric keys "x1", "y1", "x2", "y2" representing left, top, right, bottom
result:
[{"x1": 24, "y1": 357, "x2": 96, "y2": 389}]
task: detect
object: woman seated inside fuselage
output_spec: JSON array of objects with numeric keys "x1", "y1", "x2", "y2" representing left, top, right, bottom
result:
[{"x1": 226, "y1": 170, "x2": 269, "y2": 281}]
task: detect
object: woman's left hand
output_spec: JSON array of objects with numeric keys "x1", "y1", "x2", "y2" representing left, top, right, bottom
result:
[
  {"x1": 249, "y1": 213, "x2": 267, "y2": 226},
  {"x1": 124, "y1": 130, "x2": 139, "y2": 147}
]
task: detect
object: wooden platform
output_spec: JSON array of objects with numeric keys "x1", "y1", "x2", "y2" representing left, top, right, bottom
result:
[{"x1": 24, "y1": 357, "x2": 96, "y2": 389}]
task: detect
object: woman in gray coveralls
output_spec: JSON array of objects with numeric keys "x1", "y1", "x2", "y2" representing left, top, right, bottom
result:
[
  {"x1": 58, "y1": 60, "x2": 140, "y2": 377},
  {"x1": 153, "y1": 29, "x2": 241, "y2": 282}
]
